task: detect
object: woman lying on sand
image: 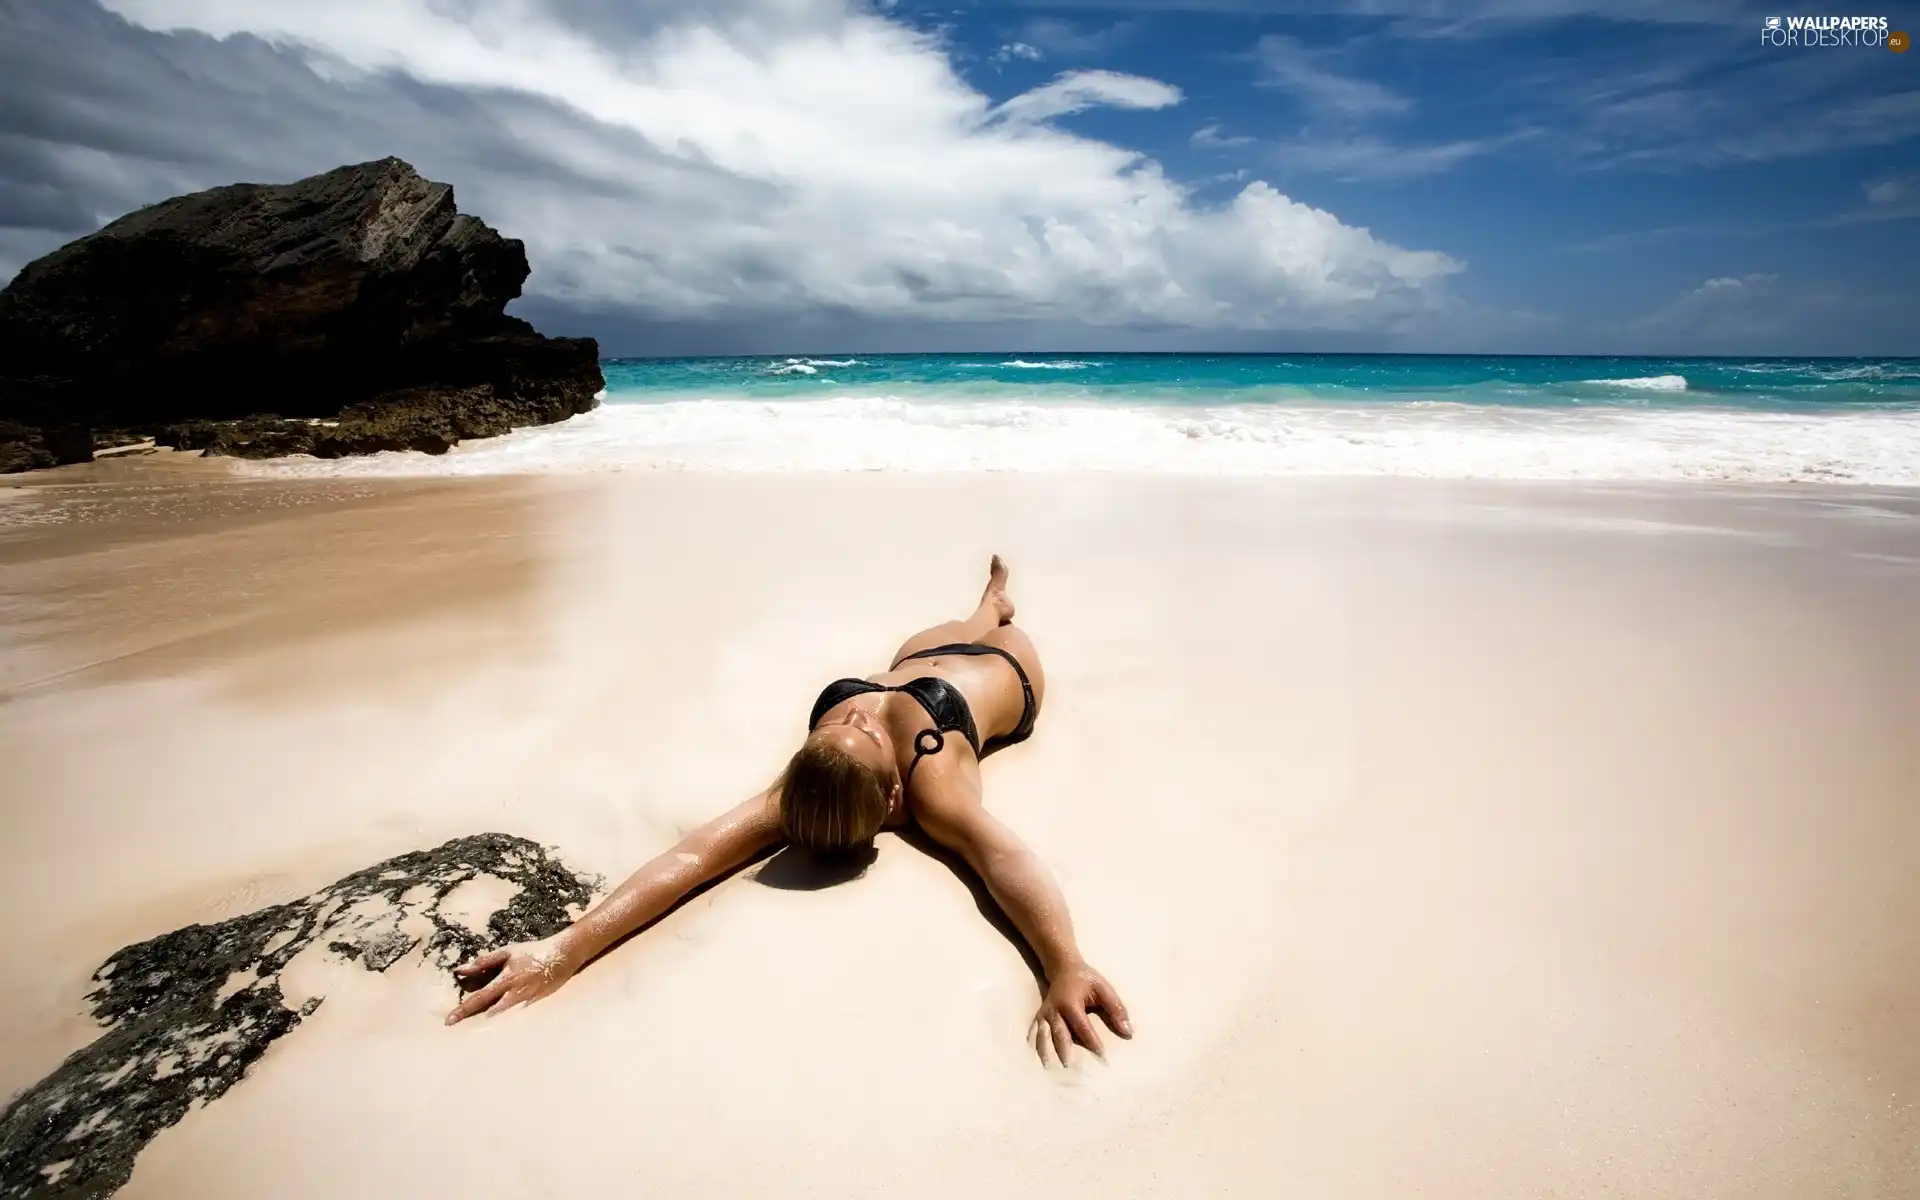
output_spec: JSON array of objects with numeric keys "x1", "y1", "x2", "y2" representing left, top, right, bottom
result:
[{"x1": 445, "y1": 556, "x2": 1130, "y2": 1065}]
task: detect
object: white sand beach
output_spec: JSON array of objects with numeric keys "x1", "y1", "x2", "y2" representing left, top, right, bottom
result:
[{"x1": 2, "y1": 459, "x2": 1916, "y2": 1197}]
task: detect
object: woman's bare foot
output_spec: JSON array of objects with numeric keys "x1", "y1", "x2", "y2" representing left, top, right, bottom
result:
[{"x1": 981, "y1": 554, "x2": 1015, "y2": 625}]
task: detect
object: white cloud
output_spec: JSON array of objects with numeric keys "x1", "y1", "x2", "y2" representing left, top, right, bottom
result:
[
  {"x1": 1709, "y1": 89, "x2": 1920, "y2": 164},
  {"x1": 1239, "y1": 34, "x2": 1535, "y2": 181},
  {"x1": 1608, "y1": 268, "x2": 1912, "y2": 355},
  {"x1": 999, "y1": 1, "x2": 1756, "y2": 25},
  {"x1": 1191, "y1": 123, "x2": 1255, "y2": 149},
  {"x1": 1254, "y1": 35, "x2": 1408, "y2": 119},
  {"x1": 991, "y1": 41, "x2": 1043, "y2": 64},
  {"x1": 1011, "y1": 17, "x2": 1135, "y2": 58},
  {"x1": 1812, "y1": 172, "x2": 1920, "y2": 227},
  {"x1": 1624, "y1": 272, "x2": 1809, "y2": 344},
  {"x1": 1865, "y1": 173, "x2": 1913, "y2": 207},
  {"x1": 994, "y1": 69, "x2": 1183, "y2": 124},
  {"x1": 1273, "y1": 129, "x2": 1537, "y2": 181},
  {"x1": 99, "y1": 0, "x2": 1459, "y2": 331}
]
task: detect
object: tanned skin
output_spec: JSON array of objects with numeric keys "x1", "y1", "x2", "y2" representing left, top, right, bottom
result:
[{"x1": 445, "y1": 557, "x2": 1131, "y2": 1067}]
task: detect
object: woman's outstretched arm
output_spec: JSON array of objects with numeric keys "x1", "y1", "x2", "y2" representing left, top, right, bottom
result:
[
  {"x1": 445, "y1": 789, "x2": 784, "y2": 1024},
  {"x1": 910, "y1": 758, "x2": 1132, "y2": 1065}
]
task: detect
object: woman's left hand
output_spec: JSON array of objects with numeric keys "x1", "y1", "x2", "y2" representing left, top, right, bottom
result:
[
  {"x1": 1030, "y1": 961, "x2": 1132, "y2": 1066},
  {"x1": 444, "y1": 934, "x2": 579, "y2": 1025}
]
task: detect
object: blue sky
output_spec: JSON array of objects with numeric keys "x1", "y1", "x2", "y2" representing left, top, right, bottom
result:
[
  {"x1": 2, "y1": 1, "x2": 1916, "y2": 354},
  {"x1": 903, "y1": 1, "x2": 1919, "y2": 352}
]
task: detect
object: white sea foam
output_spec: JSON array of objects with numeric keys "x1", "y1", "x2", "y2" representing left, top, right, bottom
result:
[
  {"x1": 1582, "y1": 374, "x2": 1688, "y2": 391},
  {"x1": 769, "y1": 357, "x2": 861, "y2": 373},
  {"x1": 998, "y1": 359, "x2": 1100, "y2": 369},
  {"x1": 1720, "y1": 362, "x2": 1916, "y2": 382},
  {"x1": 1814, "y1": 364, "x2": 1919, "y2": 382},
  {"x1": 235, "y1": 394, "x2": 1920, "y2": 485}
]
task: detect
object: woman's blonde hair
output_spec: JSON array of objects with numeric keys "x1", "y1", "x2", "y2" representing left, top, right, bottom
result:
[{"x1": 777, "y1": 738, "x2": 889, "y2": 854}]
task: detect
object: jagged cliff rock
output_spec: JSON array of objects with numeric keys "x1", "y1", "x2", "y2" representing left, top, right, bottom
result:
[{"x1": 0, "y1": 158, "x2": 602, "y2": 471}]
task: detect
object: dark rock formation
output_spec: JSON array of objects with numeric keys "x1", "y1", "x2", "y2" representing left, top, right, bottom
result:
[
  {"x1": 0, "y1": 158, "x2": 602, "y2": 472},
  {"x1": 0, "y1": 835, "x2": 599, "y2": 1199},
  {"x1": 0, "y1": 422, "x2": 76, "y2": 474}
]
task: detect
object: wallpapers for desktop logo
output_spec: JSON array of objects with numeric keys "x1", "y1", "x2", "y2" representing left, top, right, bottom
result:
[{"x1": 1759, "y1": 15, "x2": 1904, "y2": 48}]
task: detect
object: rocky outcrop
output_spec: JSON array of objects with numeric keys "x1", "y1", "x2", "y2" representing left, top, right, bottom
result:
[
  {"x1": 0, "y1": 158, "x2": 602, "y2": 472},
  {"x1": 0, "y1": 835, "x2": 599, "y2": 1199}
]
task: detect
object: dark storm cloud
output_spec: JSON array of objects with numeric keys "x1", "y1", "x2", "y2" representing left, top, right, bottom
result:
[
  {"x1": 546, "y1": 0, "x2": 847, "y2": 39},
  {"x1": 513, "y1": 296, "x2": 1435, "y2": 357},
  {"x1": 0, "y1": 0, "x2": 740, "y2": 279},
  {"x1": 0, "y1": 141, "x2": 98, "y2": 235}
]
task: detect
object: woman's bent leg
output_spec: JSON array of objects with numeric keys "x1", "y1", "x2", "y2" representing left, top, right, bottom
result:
[{"x1": 890, "y1": 556, "x2": 1015, "y2": 667}]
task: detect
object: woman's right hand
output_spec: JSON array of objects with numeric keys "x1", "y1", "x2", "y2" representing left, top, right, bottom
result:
[{"x1": 444, "y1": 934, "x2": 580, "y2": 1025}]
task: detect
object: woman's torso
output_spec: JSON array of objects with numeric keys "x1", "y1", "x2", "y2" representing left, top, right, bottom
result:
[{"x1": 815, "y1": 649, "x2": 1030, "y2": 819}]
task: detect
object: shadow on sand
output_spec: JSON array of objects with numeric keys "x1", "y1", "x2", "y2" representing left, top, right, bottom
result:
[
  {"x1": 751, "y1": 842, "x2": 879, "y2": 890},
  {"x1": 747, "y1": 835, "x2": 1044, "y2": 985}
]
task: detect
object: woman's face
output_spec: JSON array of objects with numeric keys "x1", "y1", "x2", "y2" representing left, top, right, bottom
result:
[{"x1": 810, "y1": 708, "x2": 902, "y2": 811}]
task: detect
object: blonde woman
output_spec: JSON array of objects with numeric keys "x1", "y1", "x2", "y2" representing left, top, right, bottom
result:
[{"x1": 446, "y1": 557, "x2": 1131, "y2": 1065}]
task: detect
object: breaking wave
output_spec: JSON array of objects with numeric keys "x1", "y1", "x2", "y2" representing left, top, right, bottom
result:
[
  {"x1": 237, "y1": 393, "x2": 1920, "y2": 486},
  {"x1": 767, "y1": 357, "x2": 864, "y2": 375},
  {"x1": 1582, "y1": 375, "x2": 1688, "y2": 391}
]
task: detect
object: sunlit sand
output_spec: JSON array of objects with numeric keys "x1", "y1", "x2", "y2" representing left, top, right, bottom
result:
[{"x1": 2, "y1": 459, "x2": 1915, "y2": 1196}]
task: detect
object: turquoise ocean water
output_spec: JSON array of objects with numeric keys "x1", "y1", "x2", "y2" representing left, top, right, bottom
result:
[
  {"x1": 254, "y1": 354, "x2": 1920, "y2": 483},
  {"x1": 602, "y1": 354, "x2": 1920, "y2": 410}
]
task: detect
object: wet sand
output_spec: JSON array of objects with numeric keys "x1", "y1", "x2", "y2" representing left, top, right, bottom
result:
[{"x1": 2, "y1": 462, "x2": 1916, "y2": 1197}]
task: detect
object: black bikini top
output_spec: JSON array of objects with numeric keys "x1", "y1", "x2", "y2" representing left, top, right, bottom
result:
[{"x1": 807, "y1": 676, "x2": 981, "y2": 783}]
